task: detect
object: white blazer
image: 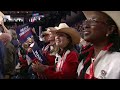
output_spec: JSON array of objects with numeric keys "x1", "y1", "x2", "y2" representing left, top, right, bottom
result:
[{"x1": 77, "y1": 50, "x2": 120, "y2": 79}]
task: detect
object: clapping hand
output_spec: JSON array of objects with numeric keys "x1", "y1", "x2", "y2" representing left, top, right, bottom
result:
[{"x1": 32, "y1": 61, "x2": 49, "y2": 73}]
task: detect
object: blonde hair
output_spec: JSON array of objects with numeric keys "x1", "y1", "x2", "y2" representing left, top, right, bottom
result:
[
  {"x1": 49, "y1": 45, "x2": 59, "y2": 55},
  {"x1": 26, "y1": 37, "x2": 34, "y2": 44},
  {"x1": 22, "y1": 42, "x2": 29, "y2": 49}
]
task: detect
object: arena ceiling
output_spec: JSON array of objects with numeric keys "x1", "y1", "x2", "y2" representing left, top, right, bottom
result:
[{"x1": 1, "y1": 11, "x2": 51, "y2": 17}]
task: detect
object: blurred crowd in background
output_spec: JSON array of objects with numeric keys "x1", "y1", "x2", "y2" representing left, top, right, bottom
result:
[{"x1": 0, "y1": 11, "x2": 120, "y2": 79}]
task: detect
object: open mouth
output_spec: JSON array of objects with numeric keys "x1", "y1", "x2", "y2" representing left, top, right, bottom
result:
[{"x1": 84, "y1": 31, "x2": 91, "y2": 36}]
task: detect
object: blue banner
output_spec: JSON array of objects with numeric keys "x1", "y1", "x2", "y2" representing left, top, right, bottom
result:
[
  {"x1": 31, "y1": 42, "x2": 46, "y2": 64},
  {"x1": 16, "y1": 24, "x2": 33, "y2": 44}
]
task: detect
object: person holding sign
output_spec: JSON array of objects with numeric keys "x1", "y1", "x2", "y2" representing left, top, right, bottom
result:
[
  {"x1": 32, "y1": 23, "x2": 80, "y2": 79},
  {"x1": 42, "y1": 28, "x2": 59, "y2": 66}
]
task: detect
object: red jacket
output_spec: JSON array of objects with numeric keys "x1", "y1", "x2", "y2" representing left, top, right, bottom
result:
[
  {"x1": 42, "y1": 45, "x2": 56, "y2": 66},
  {"x1": 44, "y1": 51, "x2": 56, "y2": 66},
  {"x1": 19, "y1": 56, "x2": 27, "y2": 65},
  {"x1": 43, "y1": 50, "x2": 79, "y2": 79}
]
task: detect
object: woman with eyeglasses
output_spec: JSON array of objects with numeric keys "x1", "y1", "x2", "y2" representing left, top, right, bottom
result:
[{"x1": 77, "y1": 11, "x2": 120, "y2": 79}]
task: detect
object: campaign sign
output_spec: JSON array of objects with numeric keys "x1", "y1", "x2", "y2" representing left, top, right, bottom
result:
[
  {"x1": 16, "y1": 24, "x2": 33, "y2": 44},
  {"x1": 32, "y1": 42, "x2": 46, "y2": 64}
]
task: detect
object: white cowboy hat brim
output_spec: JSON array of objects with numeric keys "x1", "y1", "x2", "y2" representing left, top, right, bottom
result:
[
  {"x1": 42, "y1": 31, "x2": 50, "y2": 35},
  {"x1": 0, "y1": 16, "x2": 3, "y2": 22},
  {"x1": 82, "y1": 11, "x2": 120, "y2": 35},
  {"x1": 102, "y1": 11, "x2": 120, "y2": 34},
  {"x1": 42, "y1": 27, "x2": 57, "y2": 36},
  {"x1": 46, "y1": 27, "x2": 57, "y2": 32},
  {"x1": 0, "y1": 11, "x2": 4, "y2": 24},
  {"x1": 0, "y1": 11, "x2": 4, "y2": 17}
]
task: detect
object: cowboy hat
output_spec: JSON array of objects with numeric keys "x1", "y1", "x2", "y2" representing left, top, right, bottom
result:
[
  {"x1": 0, "y1": 11, "x2": 4, "y2": 17},
  {"x1": 102, "y1": 11, "x2": 120, "y2": 33},
  {"x1": 46, "y1": 27, "x2": 57, "y2": 32},
  {"x1": 82, "y1": 11, "x2": 120, "y2": 34},
  {"x1": 41, "y1": 27, "x2": 57, "y2": 36},
  {"x1": 41, "y1": 31, "x2": 50, "y2": 36},
  {"x1": 0, "y1": 11, "x2": 4, "y2": 23},
  {"x1": 0, "y1": 16, "x2": 3, "y2": 23},
  {"x1": 50, "y1": 23, "x2": 81, "y2": 44}
]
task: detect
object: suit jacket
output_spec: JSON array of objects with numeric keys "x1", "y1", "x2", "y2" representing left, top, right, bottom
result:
[
  {"x1": 4, "y1": 42, "x2": 16, "y2": 76},
  {"x1": 0, "y1": 41, "x2": 5, "y2": 79}
]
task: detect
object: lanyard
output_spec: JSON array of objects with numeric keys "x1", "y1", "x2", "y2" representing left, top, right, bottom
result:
[
  {"x1": 85, "y1": 58, "x2": 95, "y2": 79},
  {"x1": 81, "y1": 43, "x2": 113, "y2": 79},
  {"x1": 56, "y1": 54, "x2": 65, "y2": 72},
  {"x1": 56, "y1": 50, "x2": 70, "y2": 72}
]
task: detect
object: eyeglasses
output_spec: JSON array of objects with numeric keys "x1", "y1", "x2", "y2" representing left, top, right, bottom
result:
[{"x1": 82, "y1": 19, "x2": 108, "y2": 28}]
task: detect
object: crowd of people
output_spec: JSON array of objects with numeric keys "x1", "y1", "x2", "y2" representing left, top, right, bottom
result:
[{"x1": 0, "y1": 11, "x2": 120, "y2": 79}]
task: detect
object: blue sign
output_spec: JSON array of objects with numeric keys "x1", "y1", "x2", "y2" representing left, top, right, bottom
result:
[
  {"x1": 16, "y1": 24, "x2": 33, "y2": 44},
  {"x1": 31, "y1": 42, "x2": 46, "y2": 64}
]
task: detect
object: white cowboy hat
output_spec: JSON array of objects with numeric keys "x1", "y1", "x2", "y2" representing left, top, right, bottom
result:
[
  {"x1": 50, "y1": 23, "x2": 81, "y2": 44},
  {"x1": 0, "y1": 11, "x2": 4, "y2": 24},
  {"x1": 0, "y1": 16, "x2": 3, "y2": 23},
  {"x1": 42, "y1": 27, "x2": 57, "y2": 36},
  {"x1": 0, "y1": 11, "x2": 4, "y2": 17},
  {"x1": 41, "y1": 31, "x2": 50, "y2": 36},
  {"x1": 82, "y1": 11, "x2": 120, "y2": 35},
  {"x1": 46, "y1": 27, "x2": 57, "y2": 32},
  {"x1": 102, "y1": 11, "x2": 120, "y2": 34}
]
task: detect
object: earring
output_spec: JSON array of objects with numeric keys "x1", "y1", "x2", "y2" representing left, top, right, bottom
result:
[{"x1": 106, "y1": 34, "x2": 109, "y2": 37}]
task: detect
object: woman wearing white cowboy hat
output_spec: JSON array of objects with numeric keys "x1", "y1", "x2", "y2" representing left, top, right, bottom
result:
[
  {"x1": 32, "y1": 23, "x2": 81, "y2": 79},
  {"x1": 31, "y1": 27, "x2": 58, "y2": 79},
  {"x1": 41, "y1": 27, "x2": 58, "y2": 66},
  {"x1": 77, "y1": 11, "x2": 120, "y2": 79}
]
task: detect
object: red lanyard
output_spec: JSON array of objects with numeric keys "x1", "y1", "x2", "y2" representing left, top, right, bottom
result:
[
  {"x1": 86, "y1": 58, "x2": 95, "y2": 79},
  {"x1": 83, "y1": 49, "x2": 94, "y2": 79},
  {"x1": 83, "y1": 43, "x2": 113, "y2": 79},
  {"x1": 56, "y1": 50, "x2": 70, "y2": 72}
]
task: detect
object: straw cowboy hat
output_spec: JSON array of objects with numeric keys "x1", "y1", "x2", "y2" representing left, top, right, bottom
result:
[
  {"x1": 82, "y1": 11, "x2": 120, "y2": 35},
  {"x1": 46, "y1": 26, "x2": 57, "y2": 32},
  {"x1": 49, "y1": 23, "x2": 81, "y2": 44},
  {"x1": 41, "y1": 31, "x2": 50, "y2": 36},
  {"x1": 41, "y1": 27, "x2": 57, "y2": 37}
]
